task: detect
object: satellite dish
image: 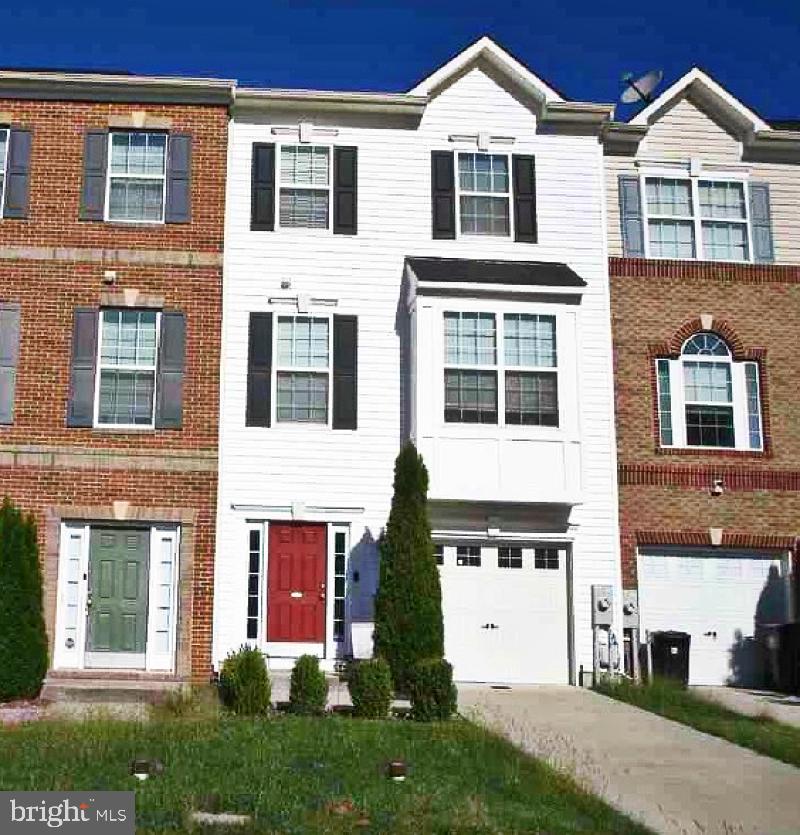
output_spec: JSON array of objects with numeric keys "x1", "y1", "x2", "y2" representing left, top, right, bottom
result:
[{"x1": 620, "y1": 69, "x2": 663, "y2": 104}]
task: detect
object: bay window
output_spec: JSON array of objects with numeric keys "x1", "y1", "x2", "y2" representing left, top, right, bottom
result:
[{"x1": 443, "y1": 311, "x2": 558, "y2": 426}]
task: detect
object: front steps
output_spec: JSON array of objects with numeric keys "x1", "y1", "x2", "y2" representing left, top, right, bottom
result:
[{"x1": 41, "y1": 670, "x2": 185, "y2": 706}]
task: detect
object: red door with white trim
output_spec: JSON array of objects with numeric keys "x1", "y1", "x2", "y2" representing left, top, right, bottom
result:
[{"x1": 267, "y1": 523, "x2": 327, "y2": 642}]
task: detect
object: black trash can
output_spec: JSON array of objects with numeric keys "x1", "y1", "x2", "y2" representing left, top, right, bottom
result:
[{"x1": 650, "y1": 631, "x2": 691, "y2": 687}]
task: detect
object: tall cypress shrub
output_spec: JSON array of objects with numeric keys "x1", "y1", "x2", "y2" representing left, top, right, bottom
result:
[
  {"x1": 373, "y1": 443, "x2": 444, "y2": 690},
  {"x1": 0, "y1": 498, "x2": 48, "y2": 701}
]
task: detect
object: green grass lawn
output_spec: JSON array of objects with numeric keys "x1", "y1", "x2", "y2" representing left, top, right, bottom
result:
[
  {"x1": 595, "y1": 676, "x2": 800, "y2": 769},
  {"x1": 0, "y1": 714, "x2": 650, "y2": 834}
]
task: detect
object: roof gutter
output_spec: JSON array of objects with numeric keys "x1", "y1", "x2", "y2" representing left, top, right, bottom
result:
[{"x1": 235, "y1": 87, "x2": 428, "y2": 115}]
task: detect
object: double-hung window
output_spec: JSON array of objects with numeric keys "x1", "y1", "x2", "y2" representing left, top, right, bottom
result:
[
  {"x1": 457, "y1": 153, "x2": 510, "y2": 237},
  {"x1": 275, "y1": 316, "x2": 330, "y2": 423},
  {"x1": 96, "y1": 309, "x2": 160, "y2": 427},
  {"x1": 655, "y1": 332, "x2": 763, "y2": 451},
  {"x1": 278, "y1": 145, "x2": 330, "y2": 229},
  {"x1": 0, "y1": 128, "x2": 8, "y2": 211},
  {"x1": 644, "y1": 176, "x2": 751, "y2": 262},
  {"x1": 107, "y1": 131, "x2": 167, "y2": 222},
  {"x1": 444, "y1": 311, "x2": 558, "y2": 426}
]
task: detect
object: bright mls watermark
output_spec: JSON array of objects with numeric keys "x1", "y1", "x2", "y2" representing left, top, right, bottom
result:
[{"x1": 2, "y1": 793, "x2": 134, "y2": 833}]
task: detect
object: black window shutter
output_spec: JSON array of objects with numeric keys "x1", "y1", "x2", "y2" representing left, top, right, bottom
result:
[
  {"x1": 246, "y1": 312, "x2": 272, "y2": 426},
  {"x1": 512, "y1": 154, "x2": 537, "y2": 243},
  {"x1": 3, "y1": 127, "x2": 32, "y2": 219},
  {"x1": 0, "y1": 303, "x2": 21, "y2": 424},
  {"x1": 332, "y1": 315, "x2": 358, "y2": 430},
  {"x1": 333, "y1": 146, "x2": 358, "y2": 235},
  {"x1": 66, "y1": 308, "x2": 98, "y2": 427},
  {"x1": 431, "y1": 151, "x2": 456, "y2": 239},
  {"x1": 155, "y1": 311, "x2": 186, "y2": 429},
  {"x1": 251, "y1": 143, "x2": 275, "y2": 231},
  {"x1": 80, "y1": 130, "x2": 108, "y2": 221},
  {"x1": 165, "y1": 133, "x2": 192, "y2": 224}
]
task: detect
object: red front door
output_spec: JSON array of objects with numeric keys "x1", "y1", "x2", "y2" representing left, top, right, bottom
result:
[{"x1": 267, "y1": 523, "x2": 327, "y2": 643}]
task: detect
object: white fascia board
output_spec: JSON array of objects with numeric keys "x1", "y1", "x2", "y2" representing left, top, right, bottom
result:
[
  {"x1": 234, "y1": 87, "x2": 426, "y2": 115},
  {"x1": 407, "y1": 36, "x2": 563, "y2": 103},
  {"x1": 541, "y1": 101, "x2": 615, "y2": 129},
  {"x1": 629, "y1": 67, "x2": 770, "y2": 133}
]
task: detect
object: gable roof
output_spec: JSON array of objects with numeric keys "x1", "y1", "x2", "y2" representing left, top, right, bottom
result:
[
  {"x1": 629, "y1": 66, "x2": 770, "y2": 133},
  {"x1": 408, "y1": 36, "x2": 564, "y2": 104}
]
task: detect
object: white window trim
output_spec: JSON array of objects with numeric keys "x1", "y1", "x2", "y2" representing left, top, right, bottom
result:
[
  {"x1": 655, "y1": 341, "x2": 763, "y2": 452},
  {"x1": 0, "y1": 126, "x2": 8, "y2": 214},
  {"x1": 640, "y1": 172, "x2": 754, "y2": 263},
  {"x1": 454, "y1": 151, "x2": 514, "y2": 240},
  {"x1": 275, "y1": 142, "x2": 333, "y2": 234},
  {"x1": 92, "y1": 309, "x2": 162, "y2": 430},
  {"x1": 443, "y1": 310, "x2": 559, "y2": 429},
  {"x1": 104, "y1": 130, "x2": 168, "y2": 225},
  {"x1": 272, "y1": 313, "x2": 333, "y2": 428}
]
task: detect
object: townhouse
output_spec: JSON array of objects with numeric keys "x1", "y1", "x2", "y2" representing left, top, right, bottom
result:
[
  {"x1": 213, "y1": 38, "x2": 623, "y2": 684},
  {"x1": 604, "y1": 70, "x2": 800, "y2": 685},
  {"x1": 0, "y1": 71, "x2": 231, "y2": 688}
]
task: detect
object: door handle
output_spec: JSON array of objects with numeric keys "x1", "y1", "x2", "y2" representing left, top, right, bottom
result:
[
  {"x1": 481, "y1": 623, "x2": 491, "y2": 630},
  {"x1": 703, "y1": 630, "x2": 717, "y2": 638},
  {"x1": 319, "y1": 582, "x2": 326, "y2": 602},
  {"x1": 86, "y1": 594, "x2": 93, "y2": 609}
]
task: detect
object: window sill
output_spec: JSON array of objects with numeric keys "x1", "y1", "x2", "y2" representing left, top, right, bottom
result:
[{"x1": 656, "y1": 445, "x2": 769, "y2": 458}]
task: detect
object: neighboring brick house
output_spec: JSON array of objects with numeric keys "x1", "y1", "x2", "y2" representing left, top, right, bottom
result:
[
  {"x1": 0, "y1": 71, "x2": 232, "y2": 686},
  {"x1": 604, "y1": 68, "x2": 800, "y2": 686}
]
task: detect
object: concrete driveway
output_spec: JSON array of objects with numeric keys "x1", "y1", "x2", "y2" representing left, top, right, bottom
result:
[
  {"x1": 459, "y1": 684, "x2": 800, "y2": 835},
  {"x1": 692, "y1": 686, "x2": 800, "y2": 728}
]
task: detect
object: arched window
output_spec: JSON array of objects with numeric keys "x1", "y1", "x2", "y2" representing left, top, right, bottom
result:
[{"x1": 655, "y1": 332, "x2": 763, "y2": 450}]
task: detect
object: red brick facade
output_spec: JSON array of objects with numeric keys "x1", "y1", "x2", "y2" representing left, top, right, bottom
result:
[
  {"x1": 610, "y1": 257, "x2": 800, "y2": 592},
  {"x1": 0, "y1": 91, "x2": 229, "y2": 681}
]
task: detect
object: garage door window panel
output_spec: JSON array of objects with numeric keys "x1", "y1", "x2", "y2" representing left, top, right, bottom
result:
[{"x1": 655, "y1": 332, "x2": 762, "y2": 451}]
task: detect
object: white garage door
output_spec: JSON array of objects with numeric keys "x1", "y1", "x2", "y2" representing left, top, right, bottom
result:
[
  {"x1": 438, "y1": 543, "x2": 569, "y2": 684},
  {"x1": 638, "y1": 548, "x2": 790, "y2": 686}
]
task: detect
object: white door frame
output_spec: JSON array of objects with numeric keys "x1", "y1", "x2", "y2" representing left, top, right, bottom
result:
[{"x1": 52, "y1": 522, "x2": 180, "y2": 673}]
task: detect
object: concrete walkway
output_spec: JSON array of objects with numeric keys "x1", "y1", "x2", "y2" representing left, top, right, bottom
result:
[
  {"x1": 692, "y1": 686, "x2": 800, "y2": 728},
  {"x1": 459, "y1": 684, "x2": 800, "y2": 835}
]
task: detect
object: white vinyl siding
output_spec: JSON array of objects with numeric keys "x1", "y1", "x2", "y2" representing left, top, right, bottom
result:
[
  {"x1": 95, "y1": 309, "x2": 159, "y2": 428},
  {"x1": 278, "y1": 145, "x2": 330, "y2": 229},
  {"x1": 107, "y1": 132, "x2": 167, "y2": 222},
  {"x1": 643, "y1": 175, "x2": 753, "y2": 262}
]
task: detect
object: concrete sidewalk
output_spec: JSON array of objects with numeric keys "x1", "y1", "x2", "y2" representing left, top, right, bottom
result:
[
  {"x1": 459, "y1": 684, "x2": 800, "y2": 835},
  {"x1": 692, "y1": 686, "x2": 800, "y2": 728}
]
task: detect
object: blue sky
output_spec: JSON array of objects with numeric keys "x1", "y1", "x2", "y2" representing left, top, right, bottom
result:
[{"x1": 5, "y1": 0, "x2": 799, "y2": 120}]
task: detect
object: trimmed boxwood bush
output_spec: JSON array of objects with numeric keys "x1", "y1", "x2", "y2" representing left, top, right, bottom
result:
[
  {"x1": 0, "y1": 498, "x2": 47, "y2": 702},
  {"x1": 373, "y1": 443, "x2": 444, "y2": 691},
  {"x1": 218, "y1": 645, "x2": 271, "y2": 715},
  {"x1": 348, "y1": 658, "x2": 393, "y2": 719},
  {"x1": 409, "y1": 658, "x2": 457, "y2": 722},
  {"x1": 289, "y1": 654, "x2": 328, "y2": 715}
]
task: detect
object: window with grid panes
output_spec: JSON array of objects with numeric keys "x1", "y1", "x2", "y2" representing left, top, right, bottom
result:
[
  {"x1": 279, "y1": 145, "x2": 330, "y2": 229},
  {"x1": 644, "y1": 176, "x2": 751, "y2": 262},
  {"x1": 498, "y1": 546, "x2": 522, "y2": 569},
  {"x1": 333, "y1": 531, "x2": 346, "y2": 641},
  {"x1": 107, "y1": 132, "x2": 167, "y2": 222},
  {"x1": 443, "y1": 311, "x2": 558, "y2": 427},
  {"x1": 456, "y1": 545, "x2": 481, "y2": 567},
  {"x1": 275, "y1": 316, "x2": 330, "y2": 423},
  {"x1": 96, "y1": 309, "x2": 159, "y2": 427},
  {"x1": 246, "y1": 528, "x2": 262, "y2": 640},
  {"x1": 534, "y1": 547, "x2": 559, "y2": 569},
  {"x1": 457, "y1": 153, "x2": 510, "y2": 236},
  {"x1": 655, "y1": 332, "x2": 763, "y2": 451}
]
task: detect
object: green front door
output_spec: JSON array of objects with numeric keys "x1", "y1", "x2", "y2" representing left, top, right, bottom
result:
[{"x1": 86, "y1": 528, "x2": 149, "y2": 665}]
